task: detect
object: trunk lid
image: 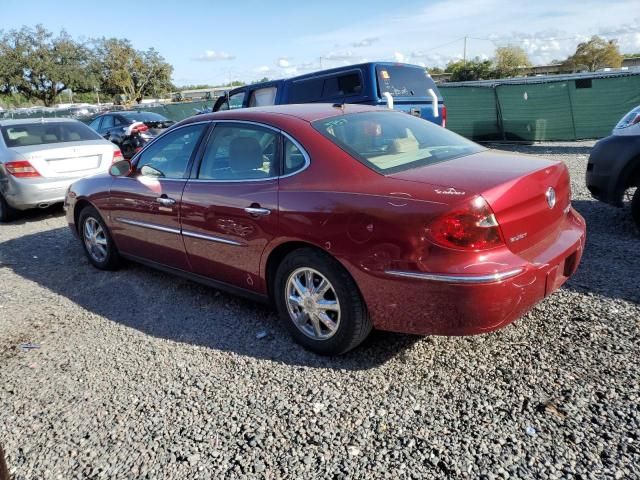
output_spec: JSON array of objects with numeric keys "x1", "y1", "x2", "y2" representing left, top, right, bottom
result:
[
  {"x1": 11, "y1": 140, "x2": 115, "y2": 178},
  {"x1": 389, "y1": 150, "x2": 571, "y2": 253}
]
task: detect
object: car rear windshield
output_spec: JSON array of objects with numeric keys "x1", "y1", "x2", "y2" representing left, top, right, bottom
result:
[
  {"x1": 376, "y1": 65, "x2": 439, "y2": 98},
  {"x1": 120, "y1": 112, "x2": 170, "y2": 122},
  {"x1": 312, "y1": 111, "x2": 484, "y2": 174},
  {"x1": 1, "y1": 122, "x2": 103, "y2": 148}
]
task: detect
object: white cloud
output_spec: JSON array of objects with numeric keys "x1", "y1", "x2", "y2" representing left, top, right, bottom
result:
[
  {"x1": 194, "y1": 50, "x2": 235, "y2": 61},
  {"x1": 256, "y1": 65, "x2": 272, "y2": 73},
  {"x1": 393, "y1": 52, "x2": 406, "y2": 62},
  {"x1": 277, "y1": 57, "x2": 291, "y2": 68},
  {"x1": 352, "y1": 37, "x2": 380, "y2": 48},
  {"x1": 324, "y1": 50, "x2": 354, "y2": 61}
]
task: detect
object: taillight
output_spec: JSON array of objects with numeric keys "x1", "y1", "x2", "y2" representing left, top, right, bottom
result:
[
  {"x1": 441, "y1": 105, "x2": 447, "y2": 128},
  {"x1": 5, "y1": 160, "x2": 41, "y2": 178},
  {"x1": 427, "y1": 196, "x2": 504, "y2": 250},
  {"x1": 112, "y1": 149, "x2": 124, "y2": 163},
  {"x1": 132, "y1": 124, "x2": 149, "y2": 134}
]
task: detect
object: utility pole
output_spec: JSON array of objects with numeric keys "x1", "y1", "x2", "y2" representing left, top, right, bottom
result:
[
  {"x1": 319, "y1": 56, "x2": 323, "y2": 69},
  {"x1": 463, "y1": 36, "x2": 468, "y2": 66}
]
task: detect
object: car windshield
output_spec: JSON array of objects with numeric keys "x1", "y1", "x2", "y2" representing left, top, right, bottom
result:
[
  {"x1": 614, "y1": 106, "x2": 640, "y2": 129},
  {"x1": 1, "y1": 122, "x2": 103, "y2": 147},
  {"x1": 312, "y1": 111, "x2": 485, "y2": 174},
  {"x1": 376, "y1": 65, "x2": 439, "y2": 98},
  {"x1": 120, "y1": 112, "x2": 170, "y2": 122}
]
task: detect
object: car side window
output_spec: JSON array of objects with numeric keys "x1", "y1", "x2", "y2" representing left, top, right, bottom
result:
[
  {"x1": 113, "y1": 116, "x2": 126, "y2": 127},
  {"x1": 248, "y1": 87, "x2": 277, "y2": 107},
  {"x1": 101, "y1": 115, "x2": 114, "y2": 129},
  {"x1": 135, "y1": 124, "x2": 207, "y2": 179},
  {"x1": 88, "y1": 117, "x2": 102, "y2": 130},
  {"x1": 198, "y1": 124, "x2": 278, "y2": 180},
  {"x1": 283, "y1": 137, "x2": 307, "y2": 175},
  {"x1": 228, "y1": 92, "x2": 245, "y2": 109}
]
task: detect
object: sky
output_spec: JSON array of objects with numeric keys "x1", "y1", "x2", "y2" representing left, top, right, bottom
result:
[{"x1": 1, "y1": 0, "x2": 639, "y2": 87}]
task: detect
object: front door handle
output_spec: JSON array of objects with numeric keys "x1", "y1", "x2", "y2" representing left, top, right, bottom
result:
[
  {"x1": 156, "y1": 196, "x2": 176, "y2": 206},
  {"x1": 244, "y1": 206, "x2": 271, "y2": 216}
]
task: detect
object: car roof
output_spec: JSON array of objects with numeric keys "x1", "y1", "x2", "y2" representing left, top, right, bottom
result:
[
  {"x1": 195, "y1": 103, "x2": 387, "y2": 123},
  {"x1": 0, "y1": 118, "x2": 81, "y2": 127}
]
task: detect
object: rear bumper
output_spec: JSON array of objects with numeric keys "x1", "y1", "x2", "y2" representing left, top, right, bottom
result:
[
  {"x1": 0, "y1": 176, "x2": 74, "y2": 210},
  {"x1": 349, "y1": 208, "x2": 586, "y2": 336}
]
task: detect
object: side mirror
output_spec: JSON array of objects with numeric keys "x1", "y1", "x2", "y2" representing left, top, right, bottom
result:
[{"x1": 109, "y1": 159, "x2": 132, "y2": 177}]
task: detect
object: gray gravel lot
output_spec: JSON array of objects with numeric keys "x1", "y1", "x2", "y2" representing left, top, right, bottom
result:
[{"x1": 0, "y1": 141, "x2": 638, "y2": 479}]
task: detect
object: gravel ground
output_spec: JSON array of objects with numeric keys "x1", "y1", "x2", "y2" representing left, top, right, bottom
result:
[{"x1": 0, "y1": 141, "x2": 638, "y2": 479}]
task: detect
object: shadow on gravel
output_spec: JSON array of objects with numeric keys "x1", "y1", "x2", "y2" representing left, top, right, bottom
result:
[
  {"x1": 0, "y1": 227, "x2": 419, "y2": 370},
  {"x1": 565, "y1": 200, "x2": 639, "y2": 304},
  {"x1": 3, "y1": 204, "x2": 65, "y2": 226}
]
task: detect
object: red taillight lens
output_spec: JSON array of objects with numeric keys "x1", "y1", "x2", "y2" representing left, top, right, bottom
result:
[
  {"x1": 441, "y1": 105, "x2": 447, "y2": 128},
  {"x1": 427, "y1": 196, "x2": 504, "y2": 250},
  {"x1": 112, "y1": 149, "x2": 124, "y2": 163},
  {"x1": 132, "y1": 124, "x2": 149, "y2": 134},
  {"x1": 5, "y1": 160, "x2": 41, "y2": 178}
]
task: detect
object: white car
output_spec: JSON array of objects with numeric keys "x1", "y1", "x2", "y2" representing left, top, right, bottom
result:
[{"x1": 0, "y1": 118, "x2": 122, "y2": 221}]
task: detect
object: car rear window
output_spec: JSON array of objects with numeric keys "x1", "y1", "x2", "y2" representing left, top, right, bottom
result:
[
  {"x1": 376, "y1": 65, "x2": 439, "y2": 98},
  {"x1": 120, "y1": 112, "x2": 170, "y2": 122},
  {"x1": 1, "y1": 122, "x2": 103, "y2": 148},
  {"x1": 312, "y1": 111, "x2": 484, "y2": 174}
]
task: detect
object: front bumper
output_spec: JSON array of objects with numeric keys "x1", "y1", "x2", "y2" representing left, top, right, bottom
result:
[
  {"x1": 1, "y1": 175, "x2": 74, "y2": 210},
  {"x1": 349, "y1": 208, "x2": 586, "y2": 336}
]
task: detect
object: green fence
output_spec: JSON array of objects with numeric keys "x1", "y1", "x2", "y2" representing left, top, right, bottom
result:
[{"x1": 440, "y1": 73, "x2": 640, "y2": 142}]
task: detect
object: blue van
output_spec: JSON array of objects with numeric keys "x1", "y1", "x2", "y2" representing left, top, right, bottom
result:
[{"x1": 212, "y1": 62, "x2": 446, "y2": 127}]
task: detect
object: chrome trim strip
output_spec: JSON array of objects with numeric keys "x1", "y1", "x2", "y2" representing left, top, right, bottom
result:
[
  {"x1": 115, "y1": 217, "x2": 181, "y2": 235},
  {"x1": 181, "y1": 229, "x2": 244, "y2": 246},
  {"x1": 385, "y1": 268, "x2": 524, "y2": 284}
]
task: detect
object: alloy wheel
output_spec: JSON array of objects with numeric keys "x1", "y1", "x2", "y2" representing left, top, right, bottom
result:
[
  {"x1": 285, "y1": 267, "x2": 341, "y2": 340},
  {"x1": 83, "y1": 217, "x2": 108, "y2": 263}
]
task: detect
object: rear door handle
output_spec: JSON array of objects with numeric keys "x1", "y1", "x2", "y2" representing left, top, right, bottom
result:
[
  {"x1": 244, "y1": 207, "x2": 271, "y2": 216},
  {"x1": 156, "y1": 196, "x2": 176, "y2": 206}
]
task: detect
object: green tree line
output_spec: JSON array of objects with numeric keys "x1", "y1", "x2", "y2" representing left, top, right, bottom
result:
[
  {"x1": 429, "y1": 36, "x2": 625, "y2": 82},
  {"x1": 0, "y1": 25, "x2": 174, "y2": 108}
]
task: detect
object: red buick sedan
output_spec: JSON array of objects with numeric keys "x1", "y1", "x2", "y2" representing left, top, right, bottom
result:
[{"x1": 65, "y1": 104, "x2": 586, "y2": 355}]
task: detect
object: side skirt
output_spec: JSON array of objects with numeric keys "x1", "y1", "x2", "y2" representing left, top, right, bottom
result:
[{"x1": 120, "y1": 253, "x2": 270, "y2": 305}]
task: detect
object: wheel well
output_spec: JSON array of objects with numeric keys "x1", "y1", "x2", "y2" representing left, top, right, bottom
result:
[
  {"x1": 73, "y1": 199, "x2": 93, "y2": 233},
  {"x1": 625, "y1": 156, "x2": 640, "y2": 189},
  {"x1": 265, "y1": 241, "x2": 327, "y2": 302}
]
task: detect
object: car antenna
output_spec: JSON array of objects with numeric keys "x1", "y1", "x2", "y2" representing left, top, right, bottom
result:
[{"x1": 332, "y1": 101, "x2": 346, "y2": 113}]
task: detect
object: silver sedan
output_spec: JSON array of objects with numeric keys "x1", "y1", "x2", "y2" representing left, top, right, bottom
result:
[{"x1": 0, "y1": 118, "x2": 121, "y2": 221}]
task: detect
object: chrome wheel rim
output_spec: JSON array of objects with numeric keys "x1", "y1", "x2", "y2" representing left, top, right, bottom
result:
[
  {"x1": 83, "y1": 217, "x2": 108, "y2": 263},
  {"x1": 285, "y1": 267, "x2": 341, "y2": 340}
]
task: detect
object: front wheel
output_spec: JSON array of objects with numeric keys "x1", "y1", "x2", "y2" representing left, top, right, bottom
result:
[
  {"x1": 632, "y1": 185, "x2": 640, "y2": 230},
  {"x1": 78, "y1": 206, "x2": 121, "y2": 270},
  {"x1": 274, "y1": 248, "x2": 372, "y2": 355}
]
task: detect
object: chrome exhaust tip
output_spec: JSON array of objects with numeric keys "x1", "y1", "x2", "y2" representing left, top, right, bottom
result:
[{"x1": 37, "y1": 203, "x2": 50, "y2": 209}]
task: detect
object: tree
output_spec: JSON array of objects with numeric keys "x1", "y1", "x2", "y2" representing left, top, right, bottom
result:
[
  {"x1": 446, "y1": 58, "x2": 494, "y2": 82},
  {"x1": 252, "y1": 77, "x2": 270, "y2": 83},
  {"x1": 564, "y1": 36, "x2": 623, "y2": 72},
  {"x1": 0, "y1": 25, "x2": 94, "y2": 106},
  {"x1": 92, "y1": 38, "x2": 174, "y2": 103},
  {"x1": 494, "y1": 45, "x2": 531, "y2": 77},
  {"x1": 427, "y1": 66, "x2": 444, "y2": 74}
]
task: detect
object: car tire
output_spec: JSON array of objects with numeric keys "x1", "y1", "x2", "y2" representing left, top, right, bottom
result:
[
  {"x1": 78, "y1": 206, "x2": 121, "y2": 270},
  {"x1": 274, "y1": 248, "x2": 372, "y2": 355},
  {"x1": 632, "y1": 185, "x2": 640, "y2": 230},
  {"x1": 0, "y1": 193, "x2": 16, "y2": 223}
]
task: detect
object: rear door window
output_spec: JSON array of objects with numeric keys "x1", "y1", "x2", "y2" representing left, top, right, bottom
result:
[
  {"x1": 376, "y1": 65, "x2": 438, "y2": 98},
  {"x1": 322, "y1": 73, "x2": 362, "y2": 98},
  {"x1": 101, "y1": 115, "x2": 115, "y2": 129},
  {"x1": 249, "y1": 87, "x2": 278, "y2": 107},
  {"x1": 229, "y1": 92, "x2": 246, "y2": 109}
]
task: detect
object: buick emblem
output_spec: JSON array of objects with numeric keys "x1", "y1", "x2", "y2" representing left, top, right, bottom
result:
[{"x1": 545, "y1": 187, "x2": 556, "y2": 209}]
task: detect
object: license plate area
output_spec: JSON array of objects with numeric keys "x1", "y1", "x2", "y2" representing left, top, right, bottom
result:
[{"x1": 49, "y1": 155, "x2": 101, "y2": 173}]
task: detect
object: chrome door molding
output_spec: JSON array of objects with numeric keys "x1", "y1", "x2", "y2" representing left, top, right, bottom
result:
[
  {"x1": 181, "y1": 229, "x2": 245, "y2": 246},
  {"x1": 115, "y1": 217, "x2": 181, "y2": 235}
]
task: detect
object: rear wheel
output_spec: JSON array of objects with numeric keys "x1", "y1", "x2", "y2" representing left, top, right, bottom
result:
[
  {"x1": 0, "y1": 193, "x2": 17, "y2": 223},
  {"x1": 78, "y1": 206, "x2": 121, "y2": 270},
  {"x1": 274, "y1": 248, "x2": 372, "y2": 355}
]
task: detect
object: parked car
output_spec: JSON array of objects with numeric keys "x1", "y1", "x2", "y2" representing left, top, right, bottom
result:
[
  {"x1": 213, "y1": 62, "x2": 446, "y2": 126},
  {"x1": 0, "y1": 118, "x2": 123, "y2": 222},
  {"x1": 87, "y1": 111, "x2": 175, "y2": 159},
  {"x1": 65, "y1": 104, "x2": 586, "y2": 355},
  {"x1": 586, "y1": 105, "x2": 640, "y2": 229}
]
